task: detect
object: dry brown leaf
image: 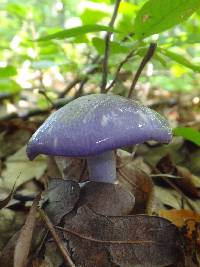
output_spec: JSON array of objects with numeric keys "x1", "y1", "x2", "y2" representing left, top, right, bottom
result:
[
  {"x1": 77, "y1": 181, "x2": 135, "y2": 216},
  {"x1": 0, "y1": 128, "x2": 31, "y2": 158},
  {"x1": 154, "y1": 185, "x2": 200, "y2": 212},
  {"x1": 0, "y1": 232, "x2": 20, "y2": 267},
  {"x1": 0, "y1": 209, "x2": 25, "y2": 251},
  {"x1": 31, "y1": 258, "x2": 51, "y2": 267},
  {"x1": 186, "y1": 149, "x2": 200, "y2": 176},
  {"x1": 0, "y1": 176, "x2": 19, "y2": 209},
  {"x1": 137, "y1": 137, "x2": 184, "y2": 167},
  {"x1": 44, "y1": 242, "x2": 64, "y2": 267},
  {"x1": 117, "y1": 150, "x2": 154, "y2": 214},
  {"x1": 54, "y1": 156, "x2": 87, "y2": 182},
  {"x1": 53, "y1": 150, "x2": 154, "y2": 215},
  {"x1": 176, "y1": 166, "x2": 200, "y2": 198},
  {"x1": 62, "y1": 206, "x2": 184, "y2": 267},
  {"x1": 156, "y1": 154, "x2": 199, "y2": 198},
  {"x1": 1, "y1": 146, "x2": 47, "y2": 190},
  {"x1": 14, "y1": 194, "x2": 40, "y2": 267},
  {"x1": 41, "y1": 179, "x2": 80, "y2": 224},
  {"x1": 159, "y1": 209, "x2": 200, "y2": 243}
]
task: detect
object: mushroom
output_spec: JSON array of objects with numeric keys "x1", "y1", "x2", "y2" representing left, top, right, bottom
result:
[{"x1": 27, "y1": 94, "x2": 172, "y2": 183}]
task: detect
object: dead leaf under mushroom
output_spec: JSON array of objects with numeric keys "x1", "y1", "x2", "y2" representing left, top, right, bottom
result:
[
  {"x1": 117, "y1": 150, "x2": 154, "y2": 214},
  {"x1": 61, "y1": 206, "x2": 184, "y2": 267},
  {"x1": 41, "y1": 178, "x2": 80, "y2": 225},
  {"x1": 77, "y1": 181, "x2": 135, "y2": 216}
]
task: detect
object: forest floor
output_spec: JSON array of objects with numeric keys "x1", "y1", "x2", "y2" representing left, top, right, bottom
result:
[{"x1": 0, "y1": 88, "x2": 199, "y2": 267}]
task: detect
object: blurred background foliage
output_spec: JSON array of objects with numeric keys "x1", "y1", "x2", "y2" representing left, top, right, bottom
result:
[{"x1": 0, "y1": 0, "x2": 200, "y2": 119}]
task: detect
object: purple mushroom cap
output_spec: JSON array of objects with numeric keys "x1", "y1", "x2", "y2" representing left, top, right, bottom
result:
[{"x1": 27, "y1": 94, "x2": 172, "y2": 160}]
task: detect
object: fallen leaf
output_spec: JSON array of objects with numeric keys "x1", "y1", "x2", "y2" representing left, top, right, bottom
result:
[
  {"x1": 54, "y1": 150, "x2": 154, "y2": 215},
  {"x1": 0, "y1": 176, "x2": 19, "y2": 209},
  {"x1": 45, "y1": 157, "x2": 62, "y2": 179},
  {"x1": 1, "y1": 146, "x2": 47, "y2": 190},
  {"x1": 138, "y1": 137, "x2": 184, "y2": 167},
  {"x1": 159, "y1": 209, "x2": 200, "y2": 243},
  {"x1": 0, "y1": 232, "x2": 20, "y2": 267},
  {"x1": 176, "y1": 166, "x2": 200, "y2": 198},
  {"x1": 44, "y1": 242, "x2": 64, "y2": 267},
  {"x1": 156, "y1": 154, "x2": 199, "y2": 198},
  {"x1": 14, "y1": 194, "x2": 40, "y2": 267},
  {"x1": 117, "y1": 150, "x2": 154, "y2": 214},
  {"x1": 54, "y1": 156, "x2": 87, "y2": 182},
  {"x1": 77, "y1": 181, "x2": 135, "y2": 216},
  {"x1": 154, "y1": 185, "x2": 200, "y2": 212},
  {"x1": 155, "y1": 185, "x2": 181, "y2": 210},
  {"x1": 62, "y1": 206, "x2": 183, "y2": 267},
  {"x1": 0, "y1": 129, "x2": 31, "y2": 158},
  {"x1": 0, "y1": 209, "x2": 25, "y2": 251},
  {"x1": 41, "y1": 178, "x2": 80, "y2": 224},
  {"x1": 31, "y1": 258, "x2": 51, "y2": 267},
  {"x1": 186, "y1": 149, "x2": 200, "y2": 176}
]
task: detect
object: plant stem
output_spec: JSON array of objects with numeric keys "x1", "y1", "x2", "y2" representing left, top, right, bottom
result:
[
  {"x1": 39, "y1": 208, "x2": 76, "y2": 267},
  {"x1": 101, "y1": 0, "x2": 121, "y2": 93},
  {"x1": 105, "y1": 48, "x2": 136, "y2": 92},
  {"x1": 128, "y1": 43, "x2": 157, "y2": 98}
]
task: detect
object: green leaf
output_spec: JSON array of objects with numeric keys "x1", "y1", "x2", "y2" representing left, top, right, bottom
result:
[
  {"x1": 6, "y1": 3, "x2": 27, "y2": 18},
  {"x1": 119, "y1": 2, "x2": 138, "y2": 15},
  {"x1": 92, "y1": 37, "x2": 130, "y2": 54},
  {"x1": 134, "y1": 0, "x2": 200, "y2": 39},
  {"x1": 173, "y1": 127, "x2": 200, "y2": 146},
  {"x1": 35, "y1": 24, "x2": 117, "y2": 42},
  {"x1": 0, "y1": 66, "x2": 17, "y2": 78},
  {"x1": 81, "y1": 8, "x2": 109, "y2": 24},
  {"x1": 72, "y1": 35, "x2": 89, "y2": 44},
  {"x1": 186, "y1": 34, "x2": 200, "y2": 44},
  {"x1": 38, "y1": 42, "x2": 62, "y2": 56},
  {"x1": 158, "y1": 48, "x2": 200, "y2": 72},
  {"x1": 0, "y1": 79, "x2": 21, "y2": 93}
]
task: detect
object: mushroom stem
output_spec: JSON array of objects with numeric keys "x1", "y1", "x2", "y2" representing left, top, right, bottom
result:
[{"x1": 87, "y1": 151, "x2": 116, "y2": 183}]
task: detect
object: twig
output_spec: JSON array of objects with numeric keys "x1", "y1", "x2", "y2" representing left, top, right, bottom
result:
[
  {"x1": 105, "y1": 48, "x2": 136, "y2": 92},
  {"x1": 101, "y1": 0, "x2": 121, "y2": 93},
  {"x1": 37, "y1": 70, "x2": 55, "y2": 107},
  {"x1": 162, "y1": 177, "x2": 195, "y2": 210},
  {"x1": 14, "y1": 194, "x2": 41, "y2": 267},
  {"x1": 59, "y1": 55, "x2": 100, "y2": 98},
  {"x1": 38, "y1": 90, "x2": 55, "y2": 107},
  {"x1": 39, "y1": 208, "x2": 76, "y2": 267},
  {"x1": 58, "y1": 78, "x2": 82, "y2": 98},
  {"x1": 74, "y1": 78, "x2": 88, "y2": 98},
  {"x1": 0, "y1": 174, "x2": 20, "y2": 209},
  {"x1": 0, "y1": 97, "x2": 74, "y2": 121},
  {"x1": 150, "y1": 174, "x2": 182, "y2": 179},
  {"x1": 128, "y1": 43, "x2": 157, "y2": 98},
  {"x1": 31, "y1": 229, "x2": 49, "y2": 259}
]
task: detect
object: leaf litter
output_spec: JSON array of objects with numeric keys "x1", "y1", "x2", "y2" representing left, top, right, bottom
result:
[
  {"x1": 41, "y1": 178, "x2": 80, "y2": 224},
  {"x1": 61, "y1": 206, "x2": 184, "y2": 267},
  {"x1": 0, "y1": 90, "x2": 200, "y2": 266},
  {"x1": 14, "y1": 195, "x2": 40, "y2": 267}
]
